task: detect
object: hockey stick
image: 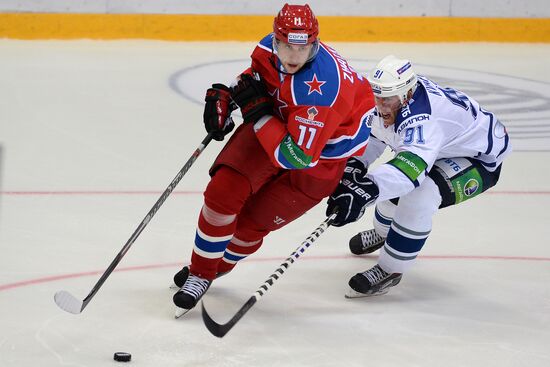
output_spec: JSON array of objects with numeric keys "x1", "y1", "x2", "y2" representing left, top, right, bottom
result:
[
  {"x1": 54, "y1": 133, "x2": 214, "y2": 314},
  {"x1": 201, "y1": 211, "x2": 337, "y2": 337}
]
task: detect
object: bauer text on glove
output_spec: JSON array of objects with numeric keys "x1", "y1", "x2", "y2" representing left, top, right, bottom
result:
[{"x1": 326, "y1": 158, "x2": 379, "y2": 227}]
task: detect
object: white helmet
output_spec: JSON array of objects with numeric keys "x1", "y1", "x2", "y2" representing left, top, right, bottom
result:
[{"x1": 367, "y1": 55, "x2": 418, "y2": 103}]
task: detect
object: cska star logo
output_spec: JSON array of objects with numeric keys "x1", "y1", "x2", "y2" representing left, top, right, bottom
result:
[
  {"x1": 305, "y1": 74, "x2": 326, "y2": 95},
  {"x1": 269, "y1": 88, "x2": 288, "y2": 119}
]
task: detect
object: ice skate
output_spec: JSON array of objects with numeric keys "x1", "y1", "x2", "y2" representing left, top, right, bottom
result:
[
  {"x1": 171, "y1": 265, "x2": 229, "y2": 289},
  {"x1": 173, "y1": 273, "x2": 211, "y2": 318},
  {"x1": 349, "y1": 229, "x2": 385, "y2": 255},
  {"x1": 346, "y1": 264, "x2": 402, "y2": 298}
]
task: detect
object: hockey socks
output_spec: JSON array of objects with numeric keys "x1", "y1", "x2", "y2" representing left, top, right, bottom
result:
[{"x1": 190, "y1": 204, "x2": 236, "y2": 280}]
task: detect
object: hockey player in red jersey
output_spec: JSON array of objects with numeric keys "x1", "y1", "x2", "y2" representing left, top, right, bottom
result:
[{"x1": 173, "y1": 3, "x2": 375, "y2": 316}]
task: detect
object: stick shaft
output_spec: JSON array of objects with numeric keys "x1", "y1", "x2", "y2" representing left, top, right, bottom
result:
[
  {"x1": 252, "y1": 212, "x2": 337, "y2": 300},
  {"x1": 202, "y1": 212, "x2": 337, "y2": 337},
  {"x1": 62, "y1": 133, "x2": 213, "y2": 313}
]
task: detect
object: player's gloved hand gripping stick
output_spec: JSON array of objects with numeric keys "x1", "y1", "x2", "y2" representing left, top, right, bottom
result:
[
  {"x1": 326, "y1": 158, "x2": 379, "y2": 227},
  {"x1": 203, "y1": 73, "x2": 271, "y2": 141},
  {"x1": 203, "y1": 84, "x2": 236, "y2": 141},
  {"x1": 54, "y1": 133, "x2": 215, "y2": 314}
]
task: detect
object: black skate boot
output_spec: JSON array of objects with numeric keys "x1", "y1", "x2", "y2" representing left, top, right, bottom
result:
[
  {"x1": 173, "y1": 265, "x2": 229, "y2": 289},
  {"x1": 346, "y1": 264, "x2": 402, "y2": 298},
  {"x1": 173, "y1": 266, "x2": 190, "y2": 289},
  {"x1": 173, "y1": 273, "x2": 211, "y2": 318},
  {"x1": 349, "y1": 229, "x2": 385, "y2": 255}
]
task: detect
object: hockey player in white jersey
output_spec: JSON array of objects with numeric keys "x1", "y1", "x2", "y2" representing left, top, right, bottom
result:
[{"x1": 326, "y1": 55, "x2": 511, "y2": 297}]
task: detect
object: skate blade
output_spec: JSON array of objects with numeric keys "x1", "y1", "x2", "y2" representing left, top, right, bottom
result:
[
  {"x1": 174, "y1": 306, "x2": 192, "y2": 319},
  {"x1": 345, "y1": 287, "x2": 389, "y2": 299},
  {"x1": 169, "y1": 283, "x2": 179, "y2": 290}
]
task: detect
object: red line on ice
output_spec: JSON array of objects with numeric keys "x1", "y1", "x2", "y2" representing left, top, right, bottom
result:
[{"x1": 1, "y1": 254, "x2": 550, "y2": 292}]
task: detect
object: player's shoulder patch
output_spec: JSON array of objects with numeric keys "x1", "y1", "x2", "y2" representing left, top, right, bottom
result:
[
  {"x1": 394, "y1": 83, "x2": 432, "y2": 133},
  {"x1": 291, "y1": 45, "x2": 340, "y2": 107}
]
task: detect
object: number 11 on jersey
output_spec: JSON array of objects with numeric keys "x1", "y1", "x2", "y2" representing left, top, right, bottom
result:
[{"x1": 297, "y1": 125, "x2": 317, "y2": 149}]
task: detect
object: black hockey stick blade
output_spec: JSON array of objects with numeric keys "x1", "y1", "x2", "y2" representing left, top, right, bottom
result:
[{"x1": 201, "y1": 296, "x2": 257, "y2": 338}]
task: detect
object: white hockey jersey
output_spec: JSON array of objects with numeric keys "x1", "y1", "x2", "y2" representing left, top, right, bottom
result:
[{"x1": 360, "y1": 75, "x2": 512, "y2": 203}]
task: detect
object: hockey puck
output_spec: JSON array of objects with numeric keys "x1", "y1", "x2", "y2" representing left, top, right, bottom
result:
[{"x1": 113, "y1": 352, "x2": 131, "y2": 362}]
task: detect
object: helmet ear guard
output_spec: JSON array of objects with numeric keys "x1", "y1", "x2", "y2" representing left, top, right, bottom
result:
[{"x1": 367, "y1": 55, "x2": 418, "y2": 104}]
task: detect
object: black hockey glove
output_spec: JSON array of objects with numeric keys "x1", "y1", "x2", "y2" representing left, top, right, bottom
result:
[
  {"x1": 231, "y1": 73, "x2": 273, "y2": 124},
  {"x1": 204, "y1": 83, "x2": 236, "y2": 141},
  {"x1": 326, "y1": 158, "x2": 379, "y2": 227}
]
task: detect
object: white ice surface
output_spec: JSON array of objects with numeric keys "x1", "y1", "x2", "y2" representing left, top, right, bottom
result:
[{"x1": 0, "y1": 40, "x2": 549, "y2": 367}]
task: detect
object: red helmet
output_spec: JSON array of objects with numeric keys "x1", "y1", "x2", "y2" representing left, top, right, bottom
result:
[{"x1": 273, "y1": 4, "x2": 319, "y2": 45}]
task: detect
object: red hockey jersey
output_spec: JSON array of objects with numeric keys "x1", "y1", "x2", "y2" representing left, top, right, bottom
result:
[{"x1": 244, "y1": 34, "x2": 375, "y2": 170}]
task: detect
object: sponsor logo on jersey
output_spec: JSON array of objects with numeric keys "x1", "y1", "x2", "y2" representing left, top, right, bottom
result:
[
  {"x1": 288, "y1": 32, "x2": 308, "y2": 45},
  {"x1": 396, "y1": 114, "x2": 430, "y2": 134},
  {"x1": 307, "y1": 106, "x2": 318, "y2": 119},
  {"x1": 401, "y1": 104, "x2": 412, "y2": 118},
  {"x1": 444, "y1": 158, "x2": 462, "y2": 172},
  {"x1": 395, "y1": 154, "x2": 423, "y2": 176},
  {"x1": 295, "y1": 107, "x2": 324, "y2": 127},
  {"x1": 464, "y1": 178, "x2": 479, "y2": 196},
  {"x1": 281, "y1": 135, "x2": 311, "y2": 168}
]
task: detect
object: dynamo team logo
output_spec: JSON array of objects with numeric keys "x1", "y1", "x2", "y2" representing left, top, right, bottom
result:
[{"x1": 464, "y1": 179, "x2": 479, "y2": 196}]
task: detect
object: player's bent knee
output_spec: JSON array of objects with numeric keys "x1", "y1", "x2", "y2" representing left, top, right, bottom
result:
[
  {"x1": 395, "y1": 177, "x2": 441, "y2": 230},
  {"x1": 400, "y1": 178, "x2": 441, "y2": 214},
  {"x1": 204, "y1": 166, "x2": 252, "y2": 215}
]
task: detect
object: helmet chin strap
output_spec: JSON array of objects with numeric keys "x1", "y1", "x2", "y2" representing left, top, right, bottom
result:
[{"x1": 268, "y1": 54, "x2": 295, "y2": 75}]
